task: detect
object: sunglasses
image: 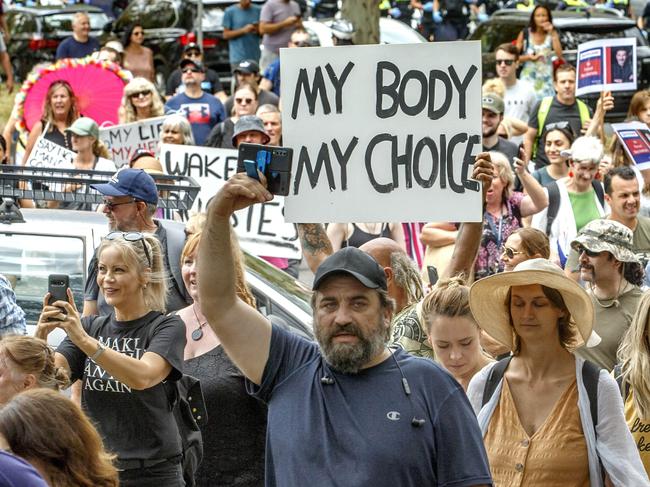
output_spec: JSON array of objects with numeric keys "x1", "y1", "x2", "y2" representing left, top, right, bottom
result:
[
  {"x1": 105, "y1": 231, "x2": 152, "y2": 268},
  {"x1": 133, "y1": 31, "x2": 144, "y2": 36},
  {"x1": 235, "y1": 97, "x2": 254, "y2": 104},
  {"x1": 130, "y1": 90, "x2": 152, "y2": 99},
  {"x1": 182, "y1": 68, "x2": 201, "y2": 74},
  {"x1": 545, "y1": 121, "x2": 570, "y2": 131},
  {"x1": 575, "y1": 245, "x2": 601, "y2": 258},
  {"x1": 496, "y1": 59, "x2": 515, "y2": 66},
  {"x1": 185, "y1": 51, "x2": 201, "y2": 58},
  {"x1": 102, "y1": 198, "x2": 136, "y2": 211},
  {"x1": 501, "y1": 247, "x2": 526, "y2": 259}
]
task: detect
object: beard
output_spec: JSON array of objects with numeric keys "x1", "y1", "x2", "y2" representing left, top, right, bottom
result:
[{"x1": 314, "y1": 315, "x2": 390, "y2": 375}]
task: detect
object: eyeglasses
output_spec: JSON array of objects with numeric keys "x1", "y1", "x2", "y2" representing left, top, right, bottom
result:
[
  {"x1": 102, "y1": 198, "x2": 136, "y2": 211},
  {"x1": 105, "y1": 231, "x2": 152, "y2": 268},
  {"x1": 575, "y1": 245, "x2": 601, "y2": 258},
  {"x1": 185, "y1": 51, "x2": 201, "y2": 58},
  {"x1": 133, "y1": 31, "x2": 144, "y2": 36},
  {"x1": 501, "y1": 247, "x2": 526, "y2": 259},
  {"x1": 545, "y1": 121, "x2": 570, "y2": 131},
  {"x1": 496, "y1": 59, "x2": 515, "y2": 66},
  {"x1": 235, "y1": 97, "x2": 254, "y2": 104},
  {"x1": 130, "y1": 90, "x2": 152, "y2": 99},
  {"x1": 293, "y1": 41, "x2": 311, "y2": 47},
  {"x1": 182, "y1": 68, "x2": 201, "y2": 74}
]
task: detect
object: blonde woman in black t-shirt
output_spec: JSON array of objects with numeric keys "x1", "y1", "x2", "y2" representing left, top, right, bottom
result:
[{"x1": 35, "y1": 233, "x2": 187, "y2": 487}]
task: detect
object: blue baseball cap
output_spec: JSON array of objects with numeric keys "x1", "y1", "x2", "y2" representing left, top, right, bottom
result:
[{"x1": 91, "y1": 168, "x2": 158, "y2": 205}]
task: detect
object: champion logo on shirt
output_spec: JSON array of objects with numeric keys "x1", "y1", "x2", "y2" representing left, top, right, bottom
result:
[{"x1": 386, "y1": 411, "x2": 401, "y2": 421}]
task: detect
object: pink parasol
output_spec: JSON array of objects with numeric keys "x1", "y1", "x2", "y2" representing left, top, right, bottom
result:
[{"x1": 15, "y1": 57, "x2": 131, "y2": 133}]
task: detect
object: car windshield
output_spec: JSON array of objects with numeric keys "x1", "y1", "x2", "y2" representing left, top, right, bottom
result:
[
  {"x1": 120, "y1": 0, "x2": 178, "y2": 29},
  {"x1": 42, "y1": 12, "x2": 110, "y2": 33},
  {"x1": 244, "y1": 253, "x2": 312, "y2": 315},
  {"x1": 203, "y1": 6, "x2": 225, "y2": 30},
  {"x1": 380, "y1": 20, "x2": 426, "y2": 44},
  {"x1": 0, "y1": 234, "x2": 85, "y2": 323},
  {"x1": 560, "y1": 26, "x2": 647, "y2": 50}
]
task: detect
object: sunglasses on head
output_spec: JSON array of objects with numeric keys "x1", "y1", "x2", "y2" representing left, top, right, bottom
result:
[
  {"x1": 182, "y1": 68, "x2": 201, "y2": 74},
  {"x1": 130, "y1": 90, "x2": 152, "y2": 99},
  {"x1": 501, "y1": 247, "x2": 526, "y2": 259},
  {"x1": 235, "y1": 97, "x2": 254, "y2": 104},
  {"x1": 496, "y1": 59, "x2": 515, "y2": 66},
  {"x1": 105, "y1": 231, "x2": 152, "y2": 268},
  {"x1": 545, "y1": 121, "x2": 570, "y2": 131},
  {"x1": 575, "y1": 245, "x2": 601, "y2": 257}
]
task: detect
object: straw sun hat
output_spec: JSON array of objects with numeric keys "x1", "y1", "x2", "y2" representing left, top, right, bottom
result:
[{"x1": 469, "y1": 258, "x2": 600, "y2": 351}]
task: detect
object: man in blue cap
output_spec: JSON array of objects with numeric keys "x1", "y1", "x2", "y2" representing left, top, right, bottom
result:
[
  {"x1": 196, "y1": 172, "x2": 493, "y2": 487},
  {"x1": 82, "y1": 167, "x2": 190, "y2": 317}
]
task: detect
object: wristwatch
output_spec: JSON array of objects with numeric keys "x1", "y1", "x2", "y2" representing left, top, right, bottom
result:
[{"x1": 90, "y1": 341, "x2": 106, "y2": 362}]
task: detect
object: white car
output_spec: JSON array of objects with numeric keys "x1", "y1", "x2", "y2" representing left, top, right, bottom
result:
[{"x1": 303, "y1": 17, "x2": 427, "y2": 47}]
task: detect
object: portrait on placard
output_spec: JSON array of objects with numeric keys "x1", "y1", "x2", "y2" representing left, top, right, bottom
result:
[
  {"x1": 609, "y1": 45, "x2": 633, "y2": 84},
  {"x1": 576, "y1": 38, "x2": 636, "y2": 96}
]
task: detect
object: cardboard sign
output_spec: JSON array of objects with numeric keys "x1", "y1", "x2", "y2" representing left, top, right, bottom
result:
[
  {"x1": 281, "y1": 41, "x2": 483, "y2": 223},
  {"x1": 160, "y1": 143, "x2": 300, "y2": 259},
  {"x1": 98, "y1": 116, "x2": 166, "y2": 167},
  {"x1": 613, "y1": 121, "x2": 650, "y2": 170},
  {"x1": 25, "y1": 136, "x2": 75, "y2": 169},
  {"x1": 576, "y1": 38, "x2": 637, "y2": 96}
]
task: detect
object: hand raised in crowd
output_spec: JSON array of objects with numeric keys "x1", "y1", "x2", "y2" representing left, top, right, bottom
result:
[
  {"x1": 209, "y1": 172, "x2": 273, "y2": 218},
  {"x1": 471, "y1": 151, "x2": 494, "y2": 204},
  {"x1": 597, "y1": 90, "x2": 615, "y2": 113},
  {"x1": 35, "y1": 288, "x2": 85, "y2": 345}
]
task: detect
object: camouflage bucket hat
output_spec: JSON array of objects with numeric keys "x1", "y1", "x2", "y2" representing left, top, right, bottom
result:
[{"x1": 570, "y1": 219, "x2": 639, "y2": 264}]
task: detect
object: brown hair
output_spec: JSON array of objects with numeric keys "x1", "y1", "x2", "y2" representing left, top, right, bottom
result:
[
  {"x1": 42, "y1": 80, "x2": 79, "y2": 128},
  {"x1": 181, "y1": 231, "x2": 255, "y2": 307},
  {"x1": 421, "y1": 276, "x2": 475, "y2": 333},
  {"x1": 0, "y1": 388, "x2": 119, "y2": 487},
  {"x1": 0, "y1": 335, "x2": 69, "y2": 392},
  {"x1": 627, "y1": 89, "x2": 650, "y2": 120},
  {"x1": 495, "y1": 43, "x2": 519, "y2": 61},
  {"x1": 553, "y1": 63, "x2": 576, "y2": 82},
  {"x1": 510, "y1": 228, "x2": 550, "y2": 259},
  {"x1": 529, "y1": 5, "x2": 553, "y2": 33}
]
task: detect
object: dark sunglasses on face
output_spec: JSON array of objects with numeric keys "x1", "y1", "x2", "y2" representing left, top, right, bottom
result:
[
  {"x1": 182, "y1": 68, "x2": 201, "y2": 74},
  {"x1": 130, "y1": 90, "x2": 152, "y2": 99},
  {"x1": 235, "y1": 97, "x2": 254, "y2": 104},
  {"x1": 496, "y1": 59, "x2": 515, "y2": 66},
  {"x1": 575, "y1": 245, "x2": 601, "y2": 258},
  {"x1": 185, "y1": 51, "x2": 201, "y2": 58},
  {"x1": 133, "y1": 31, "x2": 144, "y2": 36},
  {"x1": 105, "y1": 231, "x2": 152, "y2": 268},
  {"x1": 501, "y1": 247, "x2": 526, "y2": 259}
]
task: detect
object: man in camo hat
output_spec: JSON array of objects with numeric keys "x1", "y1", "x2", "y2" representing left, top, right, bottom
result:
[{"x1": 570, "y1": 219, "x2": 644, "y2": 370}]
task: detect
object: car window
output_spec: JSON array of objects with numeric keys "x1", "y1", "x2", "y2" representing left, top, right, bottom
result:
[
  {"x1": 559, "y1": 25, "x2": 646, "y2": 50},
  {"x1": 42, "y1": 12, "x2": 110, "y2": 33},
  {"x1": 0, "y1": 234, "x2": 85, "y2": 323},
  {"x1": 7, "y1": 12, "x2": 38, "y2": 34},
  {"x1": 379, "y1": 20, "x2": 426, "y2": 44},
  {"x1": 119, "y1": 0, "x2": 178, "y2": 29}
]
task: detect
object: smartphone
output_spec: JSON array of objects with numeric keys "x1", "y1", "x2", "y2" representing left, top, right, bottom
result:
[
  {"x1": 237, "y1": 143, "x2": 293, "y2": 196},
  {"x1": 48, "y1": 274, "x2": 69, "y2": 316},
  {"x1": 427, "y1": 266, "x2": 439, "y2": 286}
]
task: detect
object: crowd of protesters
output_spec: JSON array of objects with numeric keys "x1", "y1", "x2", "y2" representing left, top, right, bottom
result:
[{"x1": 3, "y1": 1, "x2": 650, "y2": 487}]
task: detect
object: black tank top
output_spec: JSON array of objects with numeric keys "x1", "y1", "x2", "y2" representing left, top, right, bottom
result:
[{"x1": 343, "y1": 223, "x2": 391, "y2": 249}]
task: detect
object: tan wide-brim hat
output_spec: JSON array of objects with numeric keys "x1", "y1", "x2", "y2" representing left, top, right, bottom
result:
[{"x1": 469, "y1": 258, "x2": 600, "y2": 350}]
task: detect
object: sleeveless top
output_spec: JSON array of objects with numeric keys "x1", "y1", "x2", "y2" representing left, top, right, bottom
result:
[
  {"x1": 625, "y1": 390, "x2": 650, "y2": 477},
  {"x1": 484, "y1": 378, "x2": 590, "y2": 487},
  {"x1": 343, "y1": 223, "x2": 391, "y2": 249}
]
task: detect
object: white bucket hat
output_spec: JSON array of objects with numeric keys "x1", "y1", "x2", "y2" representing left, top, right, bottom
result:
[{"x1": 469, "y1": 258, "x2": 600, "y2": 350}]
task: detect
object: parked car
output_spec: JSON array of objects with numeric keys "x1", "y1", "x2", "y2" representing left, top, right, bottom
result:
[
  {"x1": 303, "y1": 17, "x2": 427, "y2": 47},
  {"x1": 468, "y1": 8, "x2": 650, "y2": 121},
  {"x1": 6, "y1": 4, "x2": 111, "y2": 82},
  {"x1": 0, "y1": 204, "x2": 313, "y2": 346},
  {"x1": 104, "y1": 0, "x2": 264, "y2": 91}
]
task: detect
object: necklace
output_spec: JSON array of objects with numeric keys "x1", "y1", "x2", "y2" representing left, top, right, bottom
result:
[{"x1": 191, "y1": 304, "x2": 209, "y2": 341}]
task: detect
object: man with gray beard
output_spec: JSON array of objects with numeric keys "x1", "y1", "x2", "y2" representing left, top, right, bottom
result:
[{"x1": 198, "y1": 172, "x2": 492, "y2": 487}]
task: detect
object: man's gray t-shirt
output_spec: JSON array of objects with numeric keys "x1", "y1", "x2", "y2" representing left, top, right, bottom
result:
[{"x1": 260, "y1": 0, "x2": 301, "y2": 53}]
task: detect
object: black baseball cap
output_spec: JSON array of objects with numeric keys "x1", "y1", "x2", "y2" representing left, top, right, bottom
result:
[
  {"x1": 183, "y1": 42, "x2": 202, "y2": 54},
  {"x1": 180, "y1": 58, "x2": 205, "y2": 72},
  {"x1": 313, "y1": 247, "x2": 387, "y2": 291}
]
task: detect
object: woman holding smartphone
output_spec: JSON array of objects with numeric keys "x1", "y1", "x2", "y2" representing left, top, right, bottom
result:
[{"x1": 35, "y1": 232, "x2": 186, "y2": 487}]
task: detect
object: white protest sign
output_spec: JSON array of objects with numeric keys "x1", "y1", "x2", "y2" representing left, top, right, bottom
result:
[
  {"x1": 160, "y1": 143, "x2": 300, "y2": 259},
  {"x1": 98, "y1": 116, "x2": 166, "y2": 167},
  {"x1": 612, "y1": 121, "x2": 650, "y2": 170},
  {"x1": 26, "y1": 136, "x2": 75, "y2": 169},
  {"x1": 281, "y1": 41, "x2": 483, "y2": 223},
  {"x1": 576, "y1": 38, "x2": 636, "y2": 97}
]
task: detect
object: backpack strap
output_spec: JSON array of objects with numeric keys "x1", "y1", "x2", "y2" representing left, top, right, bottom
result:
[
  {"x1": 591, "y1": 180, "x2": 605, "y2": 208},
  {"x1": 157, "y1": 220, "x2": 189, "y2": 302},
  {"x1": 482, "y1": 356, "x2": 512, "y2": 407},
  {"x1": 545, "y1": 181, "x2": 560, "y2": 236},
  {"x1": 533, "y1": 96, "x2": 554, "y2": 158}
]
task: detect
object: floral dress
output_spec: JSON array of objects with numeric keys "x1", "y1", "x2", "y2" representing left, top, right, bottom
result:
[
  {"x1": 474, "y1": 192, "x2": 524, "y2": 280},
  {"x1": 520, "y1": 30, "x2": 555, "y2": 101}
]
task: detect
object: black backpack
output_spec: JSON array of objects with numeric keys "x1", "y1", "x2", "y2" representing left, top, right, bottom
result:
[
  {"x1": 544, "y1": 180, "x2": 605, "y2": 236},
  {"x1": 442, "y1": 0, "x2": 465, "y2": 16}
]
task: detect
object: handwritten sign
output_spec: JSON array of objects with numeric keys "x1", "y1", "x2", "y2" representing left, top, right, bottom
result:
[
  {"x1": 280, "y1": 41, "x2": 483, "y2": 223},
  {"x1": 26, "y1": 136, "x2": 75, "y2": 168},
  {"x1": 98, "y1": 116, "x2": 165, "y2": 167},
  {"x1": 576, "y1": 38, "x2": 637, "y2": 96},
  {"x1": 613, "y1": 121, "x2": 650, "y2": 170},
  {"x1": 160, "y1": 143, "x2": 300, "y2": 259}
]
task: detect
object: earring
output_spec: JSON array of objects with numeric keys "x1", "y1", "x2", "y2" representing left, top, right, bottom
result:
[{"x1": 568, "y1": 170, "x2": 574, "y2": 177}]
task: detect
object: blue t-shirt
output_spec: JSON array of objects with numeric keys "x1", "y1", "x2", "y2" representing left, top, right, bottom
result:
[
  {"x1": 248, "y1": 326, "x2": 493, "y2": 487},
  {"x1": 0, "y1": 451, "x2": 49, "y2": 487},
  {"x1": 223, "y1": 4, "x2": 262, "y2": 65},
  {"x1": 262, "y1": 59, "x2": 281, "y2": 97},
  {"x1": 55, "y1": 36, "x2": 100, "y2": 59},
  {"x1": 165, "y1": 92, "x2": 226, "y2": 146}
]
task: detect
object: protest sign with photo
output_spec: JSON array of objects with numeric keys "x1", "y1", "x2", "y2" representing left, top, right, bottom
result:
[
  {"x1": 576, "y1": 38, "x2": 636, "y2": 96},
  {"x1": 160, "y1": 143, "x2": 300, "y2": 259},
  {"x1": 281, "y1": 41, "x2": 483, "y2": 223},
  {"x1": 612, "y1": 121, "x2": 650, "y2": 170},
  {"x1": 25, "y1": 136, "x2": 75, "y2": 169},
  {"x1": 98, "y1": 116, "x2": 166, "y2": 167}
]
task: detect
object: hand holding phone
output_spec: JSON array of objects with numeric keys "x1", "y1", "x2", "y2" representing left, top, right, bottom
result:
[
  {"x1": 47, "y1": 274, "x2": 69, "y2": 320},
  {"x1": 237, "y1": 143, "x2": 293, "y2": 196}
]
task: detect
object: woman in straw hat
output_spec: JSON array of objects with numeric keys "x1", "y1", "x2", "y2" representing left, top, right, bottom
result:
[{"x1": 466, "y1": 258, "x2": 648, "y2": 487}]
